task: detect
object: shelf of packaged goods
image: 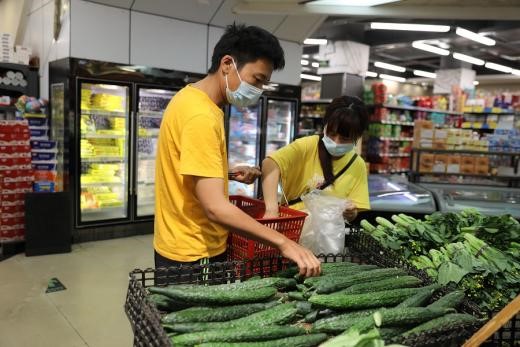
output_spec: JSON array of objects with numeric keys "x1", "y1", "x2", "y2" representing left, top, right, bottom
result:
[
  {"x1": 459, "y1": 126, "x2": 495, "y2": 131},
  {"x1": 81, "y1": 133, "x2": 126, "y2": 139},
  {"x1": 464, "y1": 111, "x2": 516, "y2": 116},
  {"x1": 373, "y1": 169, "x2": 409, "y2": 174},
  {"x1": 0, "y1": 105, "x2": 17, "y2": 112},
  {"x1": 138, "y1": 111, "x2": 164, "y2": 118},
  {"x1": 375, "y1": 120, "x2": 415, "y2": 126},
  {"x1": 0, "y1": 84, "x2": 26, "y2": 93},
  {"x1": 81, "y1": 110, "x2": 127, "y2": 118},
  {"x1": 81, "y1": 181, "x2": 123, "y2": 187},
  {"x1": 412, "y1": 171, "x2": 520, "y2": 180},
  {"x1": 81, "y1": 157, "x2": 125, "y2": 163},
  {"x1": 81, "y1": 205, "x2": 125, "y2": 214},
  {"x1": 369, "y1": 153, "x2": 411, "y2": 158},
  {"x1": 371, "y1": 104, "x2": 464, "y2": 116},
  {"x1": 412, "y1": 148, "x2": 520, "y2": 156},
  {"x1": 377, "y1": 136, "x2": 414, "y2": 141}
]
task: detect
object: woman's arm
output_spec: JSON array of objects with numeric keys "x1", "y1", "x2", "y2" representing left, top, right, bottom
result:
[{"x1": 261, "y1": 158, "x2": 281, "y2": 218}]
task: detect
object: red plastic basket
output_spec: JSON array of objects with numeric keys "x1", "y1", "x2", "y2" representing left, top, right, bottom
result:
[{"x1": 228, "y1": 195, "x2": 307, "y2": 261}]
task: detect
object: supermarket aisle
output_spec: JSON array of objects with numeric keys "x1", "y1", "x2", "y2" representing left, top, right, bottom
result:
[{"x1": 0, "y1": 234, "x2": 154, "y2": 347}]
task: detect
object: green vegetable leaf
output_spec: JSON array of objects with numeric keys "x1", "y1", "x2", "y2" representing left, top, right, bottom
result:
[{"x1": 437, "y1": 262, "x2": 469, "y2": 285}]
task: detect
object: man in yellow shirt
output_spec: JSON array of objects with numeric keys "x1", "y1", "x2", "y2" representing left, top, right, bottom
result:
[
  {"x1": 154, "y1": 24, "x2": 321, "y2": 278},
  {"x1": 262, "y1": 96, "x2": 370, "y2": 221}
]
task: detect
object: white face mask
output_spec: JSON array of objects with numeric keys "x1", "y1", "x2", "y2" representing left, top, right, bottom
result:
[{"x1": 225, "y1": 59, "x2": 263, "y2": 107}]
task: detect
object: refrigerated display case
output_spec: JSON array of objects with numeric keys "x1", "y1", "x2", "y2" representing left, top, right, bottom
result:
[
  {"x1": 367, "y1": 174, "x2": 437, "y2": 214},
  {"x1": 136, "y1": 88, "x2": 176, "y2": 217},
  {"x1": 227, "y1": 103, "x2": 262, "y2": 197},
  {"x1": 50, "y1": 58, "x2": 203, "y2": 234},
  {"x1": 419, "y1": 183, "x2": 520, "y2": 219},
  {"x1": 265, "y1": 99, "x2": 296, "y2": 157}
]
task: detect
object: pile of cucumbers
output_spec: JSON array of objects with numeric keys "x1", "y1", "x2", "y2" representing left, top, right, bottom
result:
[{"x1": 145, "y1": 261, "x2": 480, "y2": 346}]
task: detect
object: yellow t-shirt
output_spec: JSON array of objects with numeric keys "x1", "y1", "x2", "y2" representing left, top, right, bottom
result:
[
  {"x1": 154, "y1": 85, "x2": 228, "y2": 262},
  {"x1": 268, "y1": 135, "x2": 370, "y2": 211}
]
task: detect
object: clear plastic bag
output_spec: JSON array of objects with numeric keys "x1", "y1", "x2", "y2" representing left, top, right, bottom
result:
[{"x1": 299, "y1": 190, "x2": 350, "y2": 255}]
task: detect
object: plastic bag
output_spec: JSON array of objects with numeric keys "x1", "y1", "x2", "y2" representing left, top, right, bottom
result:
[{"x1": 299, "y1": 190, "x2": 350, "y2": 255}]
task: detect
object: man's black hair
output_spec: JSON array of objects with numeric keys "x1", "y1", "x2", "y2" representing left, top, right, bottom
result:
[{"x1": 208, "y1": 23, "x2": 285, "y2": 74}]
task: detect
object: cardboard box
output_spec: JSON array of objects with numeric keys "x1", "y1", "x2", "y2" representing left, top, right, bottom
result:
[
  {"x1": 475, "y1": 164, "x2": 489, "y2": 175},
  {"x1": 433, "y1": 141, "x2": 447, "y2": 150},
  {"x1": 460, "y1": 164, "x2": 475, "y2": 174},
  {"x1": 419, "y1": 163, "x2": 433, "y2": 173},
  {"x1": 447, "y1": 155, "x2": 461, "y2": 165},
  {"x1": 461, "y1": 156, "x2": 475, "y2": 166},
  {"x1": 434, "y1": 129, "x2": 448, "y2": 140},
  {"x1": 475, "y1": 156, "x2": 489, "y2": 166}
]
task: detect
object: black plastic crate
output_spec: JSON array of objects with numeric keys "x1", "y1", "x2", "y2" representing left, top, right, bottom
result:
[
  {"x1": 125, "y1": 250, "x2": 483, "y2": 347},
  {"x1": 348, "y1": 228, "x2": 520, "y2": 346}
]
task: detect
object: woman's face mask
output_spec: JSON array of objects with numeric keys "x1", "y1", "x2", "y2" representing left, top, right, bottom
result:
[
  {"x1": 322, "y1": 126, "x2": 355, "y2": 157},
  {"x1": 225, "y1": 59, "x2": 263, "y2": 107}
]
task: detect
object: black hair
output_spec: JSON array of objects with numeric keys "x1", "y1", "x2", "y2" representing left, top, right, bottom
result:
[
  {"x1": 208, "y1": 23, "x2": 285, "y2": 74},
  {"x1": 318, "y1": 96, "x2": 369, "y2": 185}
]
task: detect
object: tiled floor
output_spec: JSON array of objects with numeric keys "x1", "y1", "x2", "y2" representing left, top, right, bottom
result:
[{"x1": 0, "y1": 234, "x2": 154, "y2": 347}]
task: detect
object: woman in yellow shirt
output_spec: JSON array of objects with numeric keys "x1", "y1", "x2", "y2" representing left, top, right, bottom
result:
[{"x1": 262, "y1": 95, "x2": 370, "y2": 222}]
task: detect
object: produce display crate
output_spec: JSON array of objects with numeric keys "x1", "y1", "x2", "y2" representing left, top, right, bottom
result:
[
  {"x1": 228, "y1": 195, "x2": 307, "y2": 261},
  {"x1": 348, "y1": 227, "x2": 520, "y2": 346},
  {"x1": 125, "y1": 250, "x2": 483, "y2": 347}
]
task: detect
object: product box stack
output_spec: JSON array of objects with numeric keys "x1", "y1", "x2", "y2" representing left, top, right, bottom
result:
[
  {"x1": 26, "y1": 113, "x2": 57, "y2": 192},
  {"x1": 0, "y1": 120, "x2": 34, "y2": 242},
  {"x1": 0, "y1": 33, "x2": 31, "y2": 65}
]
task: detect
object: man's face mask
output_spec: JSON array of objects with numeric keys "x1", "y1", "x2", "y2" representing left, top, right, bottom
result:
[{"x1": 225, "y1": 58, "x2": 263, "y2": 107}]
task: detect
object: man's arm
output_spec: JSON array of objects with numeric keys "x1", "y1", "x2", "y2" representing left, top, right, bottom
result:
[{"x1": 194, "y1": 176, "x2": 321, "y2": 277}]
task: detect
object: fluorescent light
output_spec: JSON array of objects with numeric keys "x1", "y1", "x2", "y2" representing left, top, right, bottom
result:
[
  {"x1": 371, "y1": 22, "x2": 450, "y2": 32},
  {"x1": 301, "y1": 59, "x2": 309, "y2": 66},
  {"x1": 512, "y1": 69, "x2": 520, "y2": 76},
  {"x1": 380, "y1": 74, "x2": 406, "y2": 83},
  {"x1": 374, "y1": 61, "x2": 406, "y2": 73},
  {"x1": 311, "y1": 62, "x2": 320, "y2": 68},
  {"x1": 308, "y1": 0, "x2": 400, "y2": 5},
  {"x1": 365, "y1": 71, "x2": 378, "y2": 78},
  {"x1": 413, "y1": 70, "x2": 436, "y2": 78},
  {"x1": 300, "y1": 73, "x2": 322, "y2": 81},
  {"x1": 302, "y1": 54, "x2": 309, "y2": 58},
  {"x1": 304, "y1": 38, "x2": 328, "y2": 45},
  {"x1": 473, "y1": 81, "x2": 479, "y2": 85},
  {"x1": 453, "y1": 53, "x2": 485, "y2": 66},
  {"x1": 456, "y1": 27, "x2": 495, "y2": 46},
  {"x1": 484, "y1": 62, "x2": 513, "y2": 73},
  {"x1": 412, "y1": 41, "x2": 450, "y2": 56}
]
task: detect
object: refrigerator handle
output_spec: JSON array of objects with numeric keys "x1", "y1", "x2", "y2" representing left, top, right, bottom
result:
[{"x1": 129, "y1": 110, "x2": 135, "y2": 196}]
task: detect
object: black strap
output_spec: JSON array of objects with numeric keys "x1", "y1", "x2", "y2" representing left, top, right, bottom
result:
[{"x1": 287, "y1": 153, "x2": 359, "y2": 206}]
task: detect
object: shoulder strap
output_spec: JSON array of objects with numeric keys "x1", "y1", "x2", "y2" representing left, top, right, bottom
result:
[{"x1": 286, "y1": 153, "x2": 359, "y2": 206}]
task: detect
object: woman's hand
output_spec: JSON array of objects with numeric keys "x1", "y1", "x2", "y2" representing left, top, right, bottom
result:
[
  {"x1": 342, "y1": 201, "x2": 358, "y2": 222},
  {"x1": 263, "y1": 206, "x2": 279, "y2": 219}
]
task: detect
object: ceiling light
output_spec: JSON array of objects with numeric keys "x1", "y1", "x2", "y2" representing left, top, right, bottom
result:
[
  {"x1": 301, "y1": 59, "x2": 309, "y2": 66},
  {"x1": 455, "y1": 27, "x2": 495, "y2": 46},
  {"x1": 512, "y1": 69, "x2": 520, "y2": 76},
  {"x1": 413, "y1": 70, "x2": 436, "y2": 78},
  {"x1": 412, "y1": 41, "x2": 450, "y2": 56},
  {"x1": 311, "y1": 62, "x2": 320, "y2": 68},
  {"x1": 453, "y1": 53, "x2": 485, "y2": 66},
  {"x1": 374, "y1": 61, "x2": 406, "y2": 72},
  {"x1": 301, "y1": 73, "x2": 322, "y2": 81},
  {"x1": 484, "y1": 62, "x2": 513, "y2": 73},
  {"x1": 308, "y1": 0, "x2": 401, "y2": 6},
  {"x1": 365, "y1": 71, "x2": 378, "y2": 78},
  {"x1": 302, "y1": 54, "x2": 309, "y2": 58},
  {"x1": 380, "y1": 74, "x2": 406, "y2": 83},
  {"x1": 371, "y1": 22, "x2": 450, "y2": 32},
  {"x1": 473, "y1": 81, "x2": 479, "y2": 85},
  {"x1": 304, "y1": 38, "x2": 328, "y2": 45}
]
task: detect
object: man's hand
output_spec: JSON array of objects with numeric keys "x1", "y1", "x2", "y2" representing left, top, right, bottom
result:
[
  {"x1": 278, "y1": 238, "x2": 321, "y2": 277},
  {"x1": 343, "y1": 201, "x2": 358, "y2": 222},
  {"x1": 229, "y1": 166, "x2": 261, "y2": 184}
]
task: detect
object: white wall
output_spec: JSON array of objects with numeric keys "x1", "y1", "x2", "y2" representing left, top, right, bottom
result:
[
  {"x1": 0, "y1": 0, "x2": 25, "y2": 37},
  {"x1": 22, "y1": 0, "x2": 71, "y2": 99}
]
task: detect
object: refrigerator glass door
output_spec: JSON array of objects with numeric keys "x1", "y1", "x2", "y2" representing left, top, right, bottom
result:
[
  {"x1": 368, "y1": 175, "x2": 436, "y2": 213},
  {"x1": 79, "y1": 82, "x2": 130, "y2": 222},
  {"x1": 265, "y1": 99, "x2": 295, "y2": 157},
  {"x1": 136, "y1": 88, "x2": 176, "y2": 217},
  {"x1": 420, "y1": 183, "x2": 520, "y2": 218},
  {"x1": 228, "y1": 103, "x2": 261, "y2": 197}
]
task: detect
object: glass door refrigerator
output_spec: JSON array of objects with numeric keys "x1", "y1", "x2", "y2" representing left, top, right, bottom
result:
[
  {"x1": 134, "y1": 87, "x2": 177, "y2": 218},
  {"x1": 227, "y1": 103, "x2": 262, "y2": 197},
  {"x1": 264, "y1": 98, "x2": 297, "y2": 158}
]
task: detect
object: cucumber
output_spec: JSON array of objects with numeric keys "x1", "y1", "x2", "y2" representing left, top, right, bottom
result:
[
  {"x1": 149, "y1": 285, "x2": 277, "y2": 305},
  {"x1": 295, "y1": 301, "x2": 314, "y2": 316},
  {"x1": 396, "y1": 284, "x2": 440, "y2": 308},
  {"x1": 171, "y1": 325, "x2": 306, "y2": 347},
  {"x1": 309, "y1": 287, "x2": 423, "y2": 310},
  {"x1": 147, "y1": 293, "x2": 191, "y2": 312},
  {"x1": 379, "y1": 327, "x2": 408, "y2": 340},
  {"x1": 400, "y1": 313, "x2": 479, "y2": 338},
  {"x1": 313, "y1": 268, "x2": 408, "y2": 294},
  {"x1": 318, "y1": 264, "x2": 379, "y2": 278},
  {"x1": 304, "y1": 310, "x2": 319, "y2": 323},
  {"x1": 161, "y1": 301, "x2": 279, "y2": 324},
  {"x1": 373, "y1": 307, "x2": 456, "y2": 327},
  {"x1": 288, "y1": 291, "x2": 305, "y2": 301},
  {"x1": 273, "y1": 267, "x2": 299, "y2": 279},
  {"x1": 312, "y1": 309, "x2": 378, "y2": 333},
  {"x1": 195, "y1": 333, "x2": 328, "y2": 347},
  {"x1": 164, "y1": 303, "x2": 299, "y2": 333},
  {"x1": 427, "y1": 290, "x2": 465, "y2": 309},
  {"x1": 338, "y1": 275, "x2": 423, "y2": 295}
]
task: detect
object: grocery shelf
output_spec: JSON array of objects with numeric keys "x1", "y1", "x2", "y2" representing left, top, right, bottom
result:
[
  {"x1": 0, "y1": 84, "x2": 26, "y2": 93},
  {"x1": 0, "y1": 105, "x2": 17, "y2": 112},
  {"x1": 370, "y1": 104, "x2": 464, "y2": 116},
  {"x1": 369, "y1": 153, "x2": 411, "y2": 158},
  {"x1": 138, "y1": 111, "x2": 164, "y2": 118},
  {"x1": 81, "y1": 181, "x2": 122, "y2": 187},
  {"x1": 377, "y1": 120, "x2": 415, "y2": 126},
  {"x1": 373, "y1": 169, "x2": 409, "y2": 174},
  {"x1": 411, "y1": 171, "x2": 520, "y2": 180},
  {"x1": 412, "y1": 148, "x2": 520, "y2": 156},
  {"x1": 81, "y1": 157, "x2": 125, "y2": 163},
  {"x1": 81, "y1": 133, "x2": 126, "y2": 139},
  {"x1": 81, "y1": 205, "x2": 124, "y2": 214},
  {"x1": 138, "y1": 154, "x2": 156, "y2": 160},
  {"x1": 81, "y1": 110, "x2": 127, "y2": 118},
  {"x1": 464, "y1": 111, "x2": 516, "y2": 116},
  {"x1": 377, "y1": 136, "x2": 414, "y2": 141}
]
